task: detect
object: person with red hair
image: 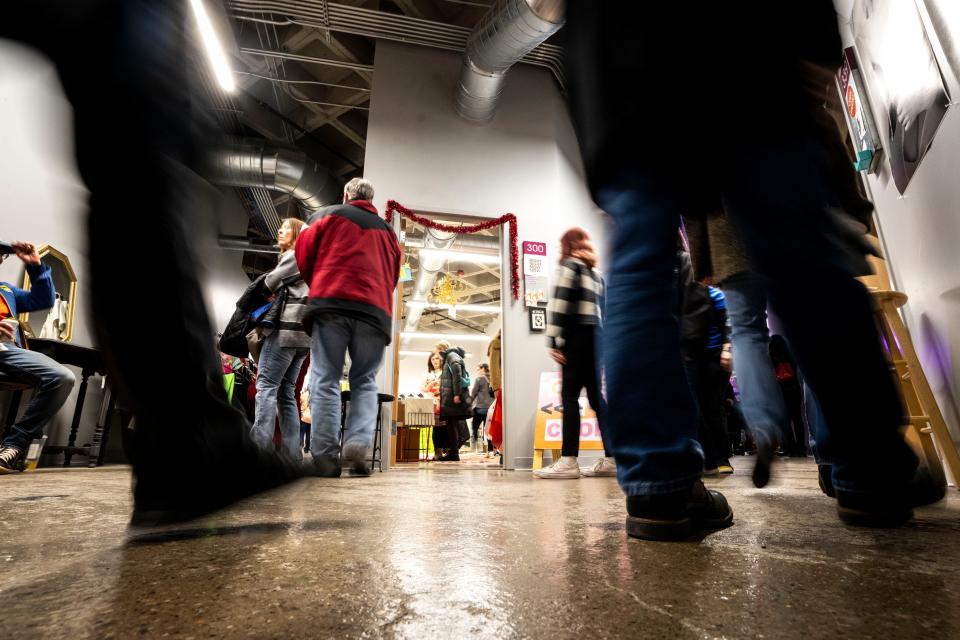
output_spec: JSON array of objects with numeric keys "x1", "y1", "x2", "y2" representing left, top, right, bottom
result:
[{"x1": 535, "y1": 228, "x2": 615, "y2": 479}]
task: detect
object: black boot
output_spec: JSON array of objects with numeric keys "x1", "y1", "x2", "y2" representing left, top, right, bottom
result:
[{"x1": 626, "y1": 481, "x2": 733, "y2": 541}]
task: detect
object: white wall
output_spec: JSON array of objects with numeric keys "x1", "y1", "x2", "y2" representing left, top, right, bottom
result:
[
  {"x1": 834, "y1": 6, "x2": 960, "y2": 448},
  {"x1": 0, "y1": 41, "x2": 103, "y2": 450},
  {"x1": 0, "y1": 40, "x2": 253, "y2": 460},
  {"x1": 364, "y1": 42, "x2": 606, "y2": 468}
]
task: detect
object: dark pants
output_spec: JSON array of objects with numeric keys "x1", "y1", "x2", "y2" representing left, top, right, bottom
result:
[
  {"x1": 597, "y1": 139, "x2": 915, "y2": 497},
  {"x1": 779, "y1": 381, "x2": 807, "y2": 456},
  {"x1": 300, "y1": 421, "x2": 311, "y2": 452},
  {"x1": 471, "y1": 408, "x2": 488, "y2": 442},
  {"x1": 684, "y1": 350, "x2": 731, "y2": 468},
  {"x1": 0, "y1": 346, "x2": 76, "y2": 449},
  {"x1": 1, "y1": 2, "x2": 299, "y2": 508},
  {"x1": 560, "y1": 326, "x2": 610, "y2": 458}
]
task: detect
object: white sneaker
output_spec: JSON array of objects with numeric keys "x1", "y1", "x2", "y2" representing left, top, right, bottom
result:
[
  {"x1": 581, "y1": 457, "x2": 617, "y2": 477},
  {"x1": 532, "y1": 456, "x2": 581, "y2": 479}
]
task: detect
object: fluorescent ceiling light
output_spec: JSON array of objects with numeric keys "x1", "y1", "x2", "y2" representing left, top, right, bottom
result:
[
  {"x1": 405, "y1": 301, "x2": 501, "y2": 314},
  {"x1": 190, "y1": 0, "x2": 235, "y2": 92},
  {"x1": 400, "y1": 332, "x2": 492, "y2": 342},
  {"x1": 417, "y1": 248, "x2": 501, "y2": 264}
]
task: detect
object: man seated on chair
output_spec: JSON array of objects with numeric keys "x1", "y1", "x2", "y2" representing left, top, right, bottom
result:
[{"x1": 0, "y1": 241, "x2": 76, "y2": 473}]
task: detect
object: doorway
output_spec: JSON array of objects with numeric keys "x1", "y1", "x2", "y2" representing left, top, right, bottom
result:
[{"x1": 392, "y1": 213, "x2": 503, "y2": 469}]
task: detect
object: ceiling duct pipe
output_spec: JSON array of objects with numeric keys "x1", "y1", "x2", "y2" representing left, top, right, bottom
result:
[
  {"x1": 205, "y1": 138, "x2": 342, "y2": 216},
  {"x1": 404, "y1": 232, "x2": 501, "y2": 252},
  {"x1": 401, "y1": 227, "x2": 459, "y2": 347},
  {"x1": 455, "y1": 0, "x2": 564, "y2": 123}
]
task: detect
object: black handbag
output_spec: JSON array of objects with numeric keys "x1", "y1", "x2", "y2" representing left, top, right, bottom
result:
[{"x1": 218, "y1": 275, "x2": 269, "y2": 358}]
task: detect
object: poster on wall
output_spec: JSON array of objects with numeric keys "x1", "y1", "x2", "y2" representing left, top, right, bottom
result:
[
  {"x1": 522, "y1": 240, "x2": 548, "y2": 308},
  {"x1": 837, "y1": 47, "x2": 883, "y2": 173},
  {"x1": 915, "y1": 0, "x2": 960, "y2": 100},
  {"x1": 852, "y1": 0, "x2": 951, "y2": 194}
]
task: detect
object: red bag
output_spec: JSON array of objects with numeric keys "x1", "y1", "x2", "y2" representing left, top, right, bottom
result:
[
  {"x1": 488, "y1": 389, "x2": 503, "y2": 449},
  {"x1": 775, "y1": 362, "x2": 795, "y2": 383}
]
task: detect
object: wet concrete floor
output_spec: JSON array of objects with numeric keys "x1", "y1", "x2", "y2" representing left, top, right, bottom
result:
[{"x1": 2, "y1": 458, "x2": 959, "y2": 639}]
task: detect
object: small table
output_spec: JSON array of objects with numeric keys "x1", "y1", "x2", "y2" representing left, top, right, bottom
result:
[{"x1": 24, "y1": 339, "x2": 114, "y2": 467}]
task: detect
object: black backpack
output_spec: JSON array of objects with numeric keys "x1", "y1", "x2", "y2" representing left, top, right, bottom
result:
[{"x1": 218, "y1": 275, "x2": 269, "y2": 358}]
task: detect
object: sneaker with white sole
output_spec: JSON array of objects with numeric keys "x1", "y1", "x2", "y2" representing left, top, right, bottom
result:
[
  {"x1": 581, "y1": 457, "x2": 617, "y2": 477},
  {"x1": 532, "y1": 456, "x2": 580, "y2": 479},
  {"x1": 0, "y1": 445, "x2": 24, "y2": 475}
]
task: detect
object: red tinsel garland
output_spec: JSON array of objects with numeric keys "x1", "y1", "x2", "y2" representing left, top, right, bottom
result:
[{"x1": 385, "y1": 200, "x2": 519, "y2": 301}]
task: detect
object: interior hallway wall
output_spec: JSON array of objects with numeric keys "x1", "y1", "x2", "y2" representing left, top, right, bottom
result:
[
  {"x1": 364, "y1": 42, "x2": 607, "y2": 469},
  {"x1": 833, "y1": 2, "x2": 960, "y2": 451},
  {"x1": 0, "y1": 40, "x2": 254, "y2": 461},
  {"x1": 0, "y1": 41, "x2": 104, "y2": 451}
]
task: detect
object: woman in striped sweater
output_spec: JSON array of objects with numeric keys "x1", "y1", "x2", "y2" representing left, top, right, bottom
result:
[
  {"x1": 250, "y1": 218, "x2": 311, "y2": 460},
  {"x1": 534, "y1": 227, "x2": 616, "y2": 479}
]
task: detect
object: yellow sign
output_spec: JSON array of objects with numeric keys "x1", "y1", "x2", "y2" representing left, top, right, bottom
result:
[{"x1": 532, "y1": 372, "x2": 603, "y2": 468}]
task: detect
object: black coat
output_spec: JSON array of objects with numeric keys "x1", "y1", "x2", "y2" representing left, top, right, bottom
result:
[
  {"x1": 439, "y1": 347, "x2": 471, "y2": 418},
  {"x1": 218, "y1": 274, "x2": 269, "y2": 358},
  {"x1": 564, "y1": 1, "x2": 842, "y2": 206}
]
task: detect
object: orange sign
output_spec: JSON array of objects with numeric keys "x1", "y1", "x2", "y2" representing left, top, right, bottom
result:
[{"x1": 532, "y1": 372, "x2": 604, "y2": 451}]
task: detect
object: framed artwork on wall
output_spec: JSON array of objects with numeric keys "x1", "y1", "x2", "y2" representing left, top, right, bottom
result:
[
  {"x1": 851, "y1": 0, "x2": 951, "y2": 194},
  {"x1": 915, "y1": 0, "x2": 960, "y2": 101}
]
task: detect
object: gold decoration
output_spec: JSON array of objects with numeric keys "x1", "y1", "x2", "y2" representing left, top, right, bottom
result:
[{"x1": 428, "y1": 273, "x2": 469, "y2": 308}]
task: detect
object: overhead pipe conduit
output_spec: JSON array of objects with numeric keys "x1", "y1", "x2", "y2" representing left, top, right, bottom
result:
[
  {"x1": 205, "y1": 138, "x2": 341, "y2": 215},
  {"x1": 455, "y1": 0, "x2": 564, "y2": 122}
]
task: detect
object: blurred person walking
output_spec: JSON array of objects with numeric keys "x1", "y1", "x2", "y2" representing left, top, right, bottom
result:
[
  {"x1": 565, "y1": 1, "x2": 933, "y2": 539},
  {"x1": 535, "y1": 228, "x2": 615, "y2": 479}
]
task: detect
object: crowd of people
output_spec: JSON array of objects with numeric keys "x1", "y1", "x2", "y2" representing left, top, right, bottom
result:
[{"x1": 0, "y1": 2, "x2": 945, "y2": 543}]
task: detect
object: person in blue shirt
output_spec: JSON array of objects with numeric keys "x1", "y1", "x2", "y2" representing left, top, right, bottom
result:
[
  {"x1": 680, "y1": 279, "x2": 734, "y2": 476},
  {"x1": 0, "y1": 241, "x2": 75, "y2": 473}
]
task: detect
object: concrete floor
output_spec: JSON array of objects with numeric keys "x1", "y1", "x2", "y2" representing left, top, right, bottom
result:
[{"x1": 2, "y1": 458, "x2": 959, "y2": 639}]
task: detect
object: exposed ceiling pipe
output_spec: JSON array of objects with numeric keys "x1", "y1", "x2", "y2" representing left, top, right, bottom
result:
[
  {"x1": 404, "y1": 232, "x2": 501, "y2": 252},
  {"x1": 227, "y1": 1, "x2": 565, "y2": 88},
  {"x1": 205, "y1": 138, "x2": 342, "y2": 216},
  {"x1": 455, "y1": 0, "x2": 564, "y2": 123},
  {"x1": 218, "y1": 235, "x2": 280, "y2": 253},
  {"x1": 401, "y1": 227, "x2": 458, "y2": 347}
]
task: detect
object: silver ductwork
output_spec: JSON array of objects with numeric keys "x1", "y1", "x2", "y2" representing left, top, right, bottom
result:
[
  {"x1": 206, "y1": 139, "x2": 341, "y2": 215},
  {"x1": 455, "y1": 0, "x2": 564, "y2": 123},
  {"x1": 401, "y1": 228, "x2": 458, "y2": 346},
  {"x1": 404, "y1": 232, "x2": 500, "y2": 253}
]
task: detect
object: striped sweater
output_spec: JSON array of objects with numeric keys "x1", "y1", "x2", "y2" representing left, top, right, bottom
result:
[
  {"x1": 264, "y1": 250, "x2": 310, "y2": 349},
  {"x1": 545, "y1": 257, "x2": 604, "y2": 350}
]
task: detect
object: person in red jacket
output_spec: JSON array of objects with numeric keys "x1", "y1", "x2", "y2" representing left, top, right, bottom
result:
[{"x1": 295, "y1": 178, "x2": 401, "y2": 477}]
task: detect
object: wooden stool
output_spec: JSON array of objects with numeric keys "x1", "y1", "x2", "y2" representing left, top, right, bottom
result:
[{"x1": 873, "y1": 290, "x2": 960, "y2": 488}]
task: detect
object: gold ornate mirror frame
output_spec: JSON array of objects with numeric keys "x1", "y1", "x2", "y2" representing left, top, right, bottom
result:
[{"x1": 17, "y1": 245, "x2": 78, "y2": 342}]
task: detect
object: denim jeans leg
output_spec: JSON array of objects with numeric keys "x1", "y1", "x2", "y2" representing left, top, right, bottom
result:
[
  {"x1": 251, "y1": 332, "x2": 291, "y2": 451},
  {"x1": 0, "y1": 346, "x2": 76, "y2": 449},
  {"x1": 344, "y1": 320, "x2": 387, "y2": 454},
  {"x1": 802, "y1": 376, "x2": 828, "y2": 465},
  {"x1": 721, "y1": 136, "x2": 915, "y2": 493},
  {"x1": 595, "y1": 170, "x2": 704, "y2": 496},
  {"x1": 721, "y1": 272, "x2": 787, "y2": 452},
  {"x1": 309, "y1": 317, "x2": 351, "y2": 460},
  {"x1": 277, "y1": 349, "x2": 308, "y2": 460}
]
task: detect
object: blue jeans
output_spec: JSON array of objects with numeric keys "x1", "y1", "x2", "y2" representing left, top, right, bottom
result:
[
  {"x1": 250, "y1": 332, "x2": 308, "y2": 460},
  {"x1": 309, "y1": 315, "x2": 387, "y2": 461},
  {"x1": 597, "y1": 174, "x2": 705, "y2": 496},
  {"x1": 0, "y1": 345, "x2": 76, "y2": 450},
  {"x1": 598, "y1": 137, "x2": 916, "y2": 496},
  {"x1": 721, "y1": 272, "x2": 787, "y2": 452}
]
